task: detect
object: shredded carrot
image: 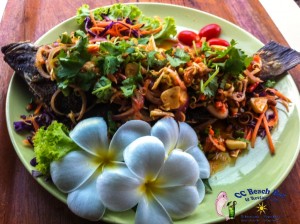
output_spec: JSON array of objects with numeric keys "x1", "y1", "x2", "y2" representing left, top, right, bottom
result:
[
  {"x1": 33, "y1": 103, "x2": 43, "y2": 115},
  {"x1": 268, "y1": 105, "x2": 278, "y2": 127},
  {"x1": 262, "y1": 114, "x2": 275, "y2": 155},
  {"x1": 245, "y1": 128, "x2": 252, "y2": 141},
  {"x1": 22, "y1": 139, "x2": 32, "y2": 146},
  {"x1": 266, "y1": 88, "x2": 291, "y2": 103},
  {"x1": 29, "y1": 116, "x2": 39, "y2": 132},
  {"x1": 87, "y1": 44, "x2": 100, "y2": 53},
  {"x1": 251, "y1": 106, "x2": 268, "y2": 148}
]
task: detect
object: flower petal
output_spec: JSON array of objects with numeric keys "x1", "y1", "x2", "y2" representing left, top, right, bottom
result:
[
  {"x1": 186, "y1": 146, "x2": 210, "y2": 179},
  {"x1": 176, "y1": 122, "x2": 199, "y2": 150},
  {"x1": 97, "y1": 165, "x2": 141, "y2": 211},
  {"x1": 67, "y1": 173, "x2": 105, "y2": 221},
  {"x1": 151, "y1": 117, "x2": 179, "y2": 153},
  {"x1": 70, "y1": 117, "x2": 109, "y2": 156},
  {"x1": 135, "y1": 196, "x2": 172, "y2": 224},
  {"x1": 155, "y1": 149, "x2": 199, "y2": 187},
  {"x1": 109, "y1": 120, "x2": 151, "y2": 161},
  {"x1": 124, "y1": 136, "x2": 165, "y2": 180},
  {"x1": 154, "y1": 186, "x2": 199, "y2": 219},
  {"x1": 196, "y1": 179, "x2": 206, "y2": 204},
  {"x1": 50, "y1": 151, "x2": 100, "y2": 192}
]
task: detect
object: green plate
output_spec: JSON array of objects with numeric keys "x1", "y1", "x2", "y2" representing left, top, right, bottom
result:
[{"x1": 6, "y1": 3, "x2": 300, "y2": 223}]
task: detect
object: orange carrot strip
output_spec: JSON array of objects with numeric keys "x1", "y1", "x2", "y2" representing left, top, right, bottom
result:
[
  {"x1": 30, "y1": 117, "x2": 39, "y2": 132},
  {"x1": 266, "y1": 88, "x2": 291, "y2": 103},
  {"x1": 87, "y1": 44, "x2": 100, "y2": 53},
  {"x1": 268, "y1": 105, "x2": 278, "y2": 127},
  {"x1": 245, "y1": 128, "x2": 252, "y2": 141},
  {"x1": 33, "y1": 103, "x2": 43, "y2": 115},
  {"x1": 22, "y1": 139, "x2": 32, "y2": 146},
  {"x1": 262, "y1": 115, "x2": 275, "y2": 155},
  {"x1": 251, "y1": 106, "x2": 268, "y2": 148}
]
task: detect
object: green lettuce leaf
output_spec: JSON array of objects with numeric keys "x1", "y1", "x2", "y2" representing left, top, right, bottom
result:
[
  {"x1": 154, "y1": 17, "x2": 177, "y2": 40},
  {"x1": 76, "y1": 4, "x2": 90, "y2": 25},
  {"x1": 33, "y1": 121, "x2": 79, "y2": 176}
]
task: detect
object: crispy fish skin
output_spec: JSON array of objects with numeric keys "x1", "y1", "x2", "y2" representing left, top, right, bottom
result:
[
  {"x1": 1, "y1": 42, "x2": 57, "y2": 105},
  {"x1": 257, "y1": 40, "x2": 300, "y2": 80}
]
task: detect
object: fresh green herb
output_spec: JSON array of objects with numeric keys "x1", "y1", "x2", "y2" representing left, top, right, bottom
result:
[
  {"x1": 59, "y1": 32, "x2": 73, "y2": 44},
  {"x1": 218, "y1": 40, "x2": 252, "y2": 76},
  {"x1": 166, "y1": 48, "x2": 190, "y2": 67},
  {"x1": 33, "y1": 121, "x2": 79, "y2": 175},
  {"x1": 264, "y1": 79, "x2": 276, "y2": 88},
  {"x1": 200, "y1": 66, "x2": 220, "y2": 97},
  {"x1": 92, "y1": 76, "x2": 114, "y2": 103},
  {"x1": 121, "y1": 74, "x2": 143, "y2": 98},
  {"x1": 147, "y1": 51, "x2": 167, "y2": 69},
  {"x1": 236, "y1": 137, "x2": 251, "y2": 144},
  {"x1": 56, "y1": 30, "x2": 96, "y2": 91}
]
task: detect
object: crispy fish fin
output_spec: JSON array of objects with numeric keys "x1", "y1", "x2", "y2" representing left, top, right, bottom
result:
[{"x1": 257, "y1": 41, "x2": 300, "y2": 80}]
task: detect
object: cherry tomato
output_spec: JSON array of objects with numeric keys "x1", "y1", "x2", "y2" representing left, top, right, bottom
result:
[
  {"x1": 199, "y1": 24, "x2": 221, "y2": 40},
  {"x1": 207, "y1": 38, "x2": 230, "y2": 47},
  {"x1": 178, "y1": 30, "x2": 199, "y2": 46}
]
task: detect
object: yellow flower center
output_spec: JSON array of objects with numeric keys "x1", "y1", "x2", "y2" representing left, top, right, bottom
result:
[
  {"x1": 93, "y1": 150, "x2": 117, "y2": 172},
  {"x1": 138, "y1": 177, "x2": 165, "y2": 200}
]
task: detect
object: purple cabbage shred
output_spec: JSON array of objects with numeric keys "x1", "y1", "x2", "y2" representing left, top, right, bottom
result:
[{"x1": 84, "y1": 17, "x2": 97, "y2": 37}]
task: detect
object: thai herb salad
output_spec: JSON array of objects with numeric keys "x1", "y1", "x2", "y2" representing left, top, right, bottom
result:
[{"x1": 2, "y1": 3, "x2": 300, "y2": 223}]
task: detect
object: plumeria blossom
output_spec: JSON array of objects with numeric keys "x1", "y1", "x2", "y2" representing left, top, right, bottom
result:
[
  {"x1": 150, "y1": 117, "x2": 211, "y2": 202},
  {"x1": 50, "y1": 117, "x2": 151, "y2": 221},
  {"x1": 97, "y1": 136, "x2": 201, "y2": 224}
]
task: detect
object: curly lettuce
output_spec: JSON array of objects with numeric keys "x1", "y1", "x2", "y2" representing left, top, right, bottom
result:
[
  {"x1": 76, "y1": 4, "x2": 177, "y2": 40},
  {"x1": 33, "y1": 121, "x2": 79, "y2": 175}
]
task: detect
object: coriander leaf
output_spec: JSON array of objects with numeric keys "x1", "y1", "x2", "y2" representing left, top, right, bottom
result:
[
  {"x1": 121, "y1": 64, "x2": 143, "y2": 97},
  {"x1": 98, "y1": 55, "x2": 122, "y2": 76},
  {"x1": 200, "y1": 66, "x2": 220, "y2": 96},
  {"x1": 175, "y1": 48, "x2": 190, "y2": 61},
  {"x1": 147, "y1": 51, "x2": 167, "y2": 69},
  {"x1": 59, "y1": 32, "x2": 72, "y2": 44},
  {"x1": 166, "y1": 48, "x2": 190, "y2": 67},
  {"x1": 92, "y1": 76, "x2": 114, "y2": 103},
  {"x1": 121, "y1": 82, "x2": 136, "y2": 98},
  {"x1": 166, "y1": 54, "x2": 187, "y2": 67},
  {"x1": 202, "y1": 75, "x2": 218, "y2": 97},
  {"x1": 56, "y1": 31, "x2": 95, "y2": 90},
  {"x1": 100, "y1": 42, "x2": 123, "y2": 56},
  {"x1": 264, "y1": 79, "x2": 276, "y2": 88},
  {"x1": 236, "y1": 137, "x2": 251, "y2": 144}
]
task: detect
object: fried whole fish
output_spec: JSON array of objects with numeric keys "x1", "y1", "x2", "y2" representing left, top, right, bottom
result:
[
  {"x1": 2, "y1": 41, "x2": 90, "y2": 121},
  {"x1": 2, "y1": 40, "x2": 300, "y2": 124}
]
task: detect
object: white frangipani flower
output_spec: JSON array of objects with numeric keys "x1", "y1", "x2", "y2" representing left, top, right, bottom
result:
[
  {"x1": 97, "y1": 136, "x2": 200, "y2": 224},
  {"x1": 50, "y1": 117, "x2": 151, "y2": 221},
  {"x1": 151, "y1": 117, "x2": 211, "y2": 202}
]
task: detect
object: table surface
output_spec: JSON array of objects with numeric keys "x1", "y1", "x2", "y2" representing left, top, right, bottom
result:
[{"x1": 0, "y1": 0, "x2": 299, "y2": 223}]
